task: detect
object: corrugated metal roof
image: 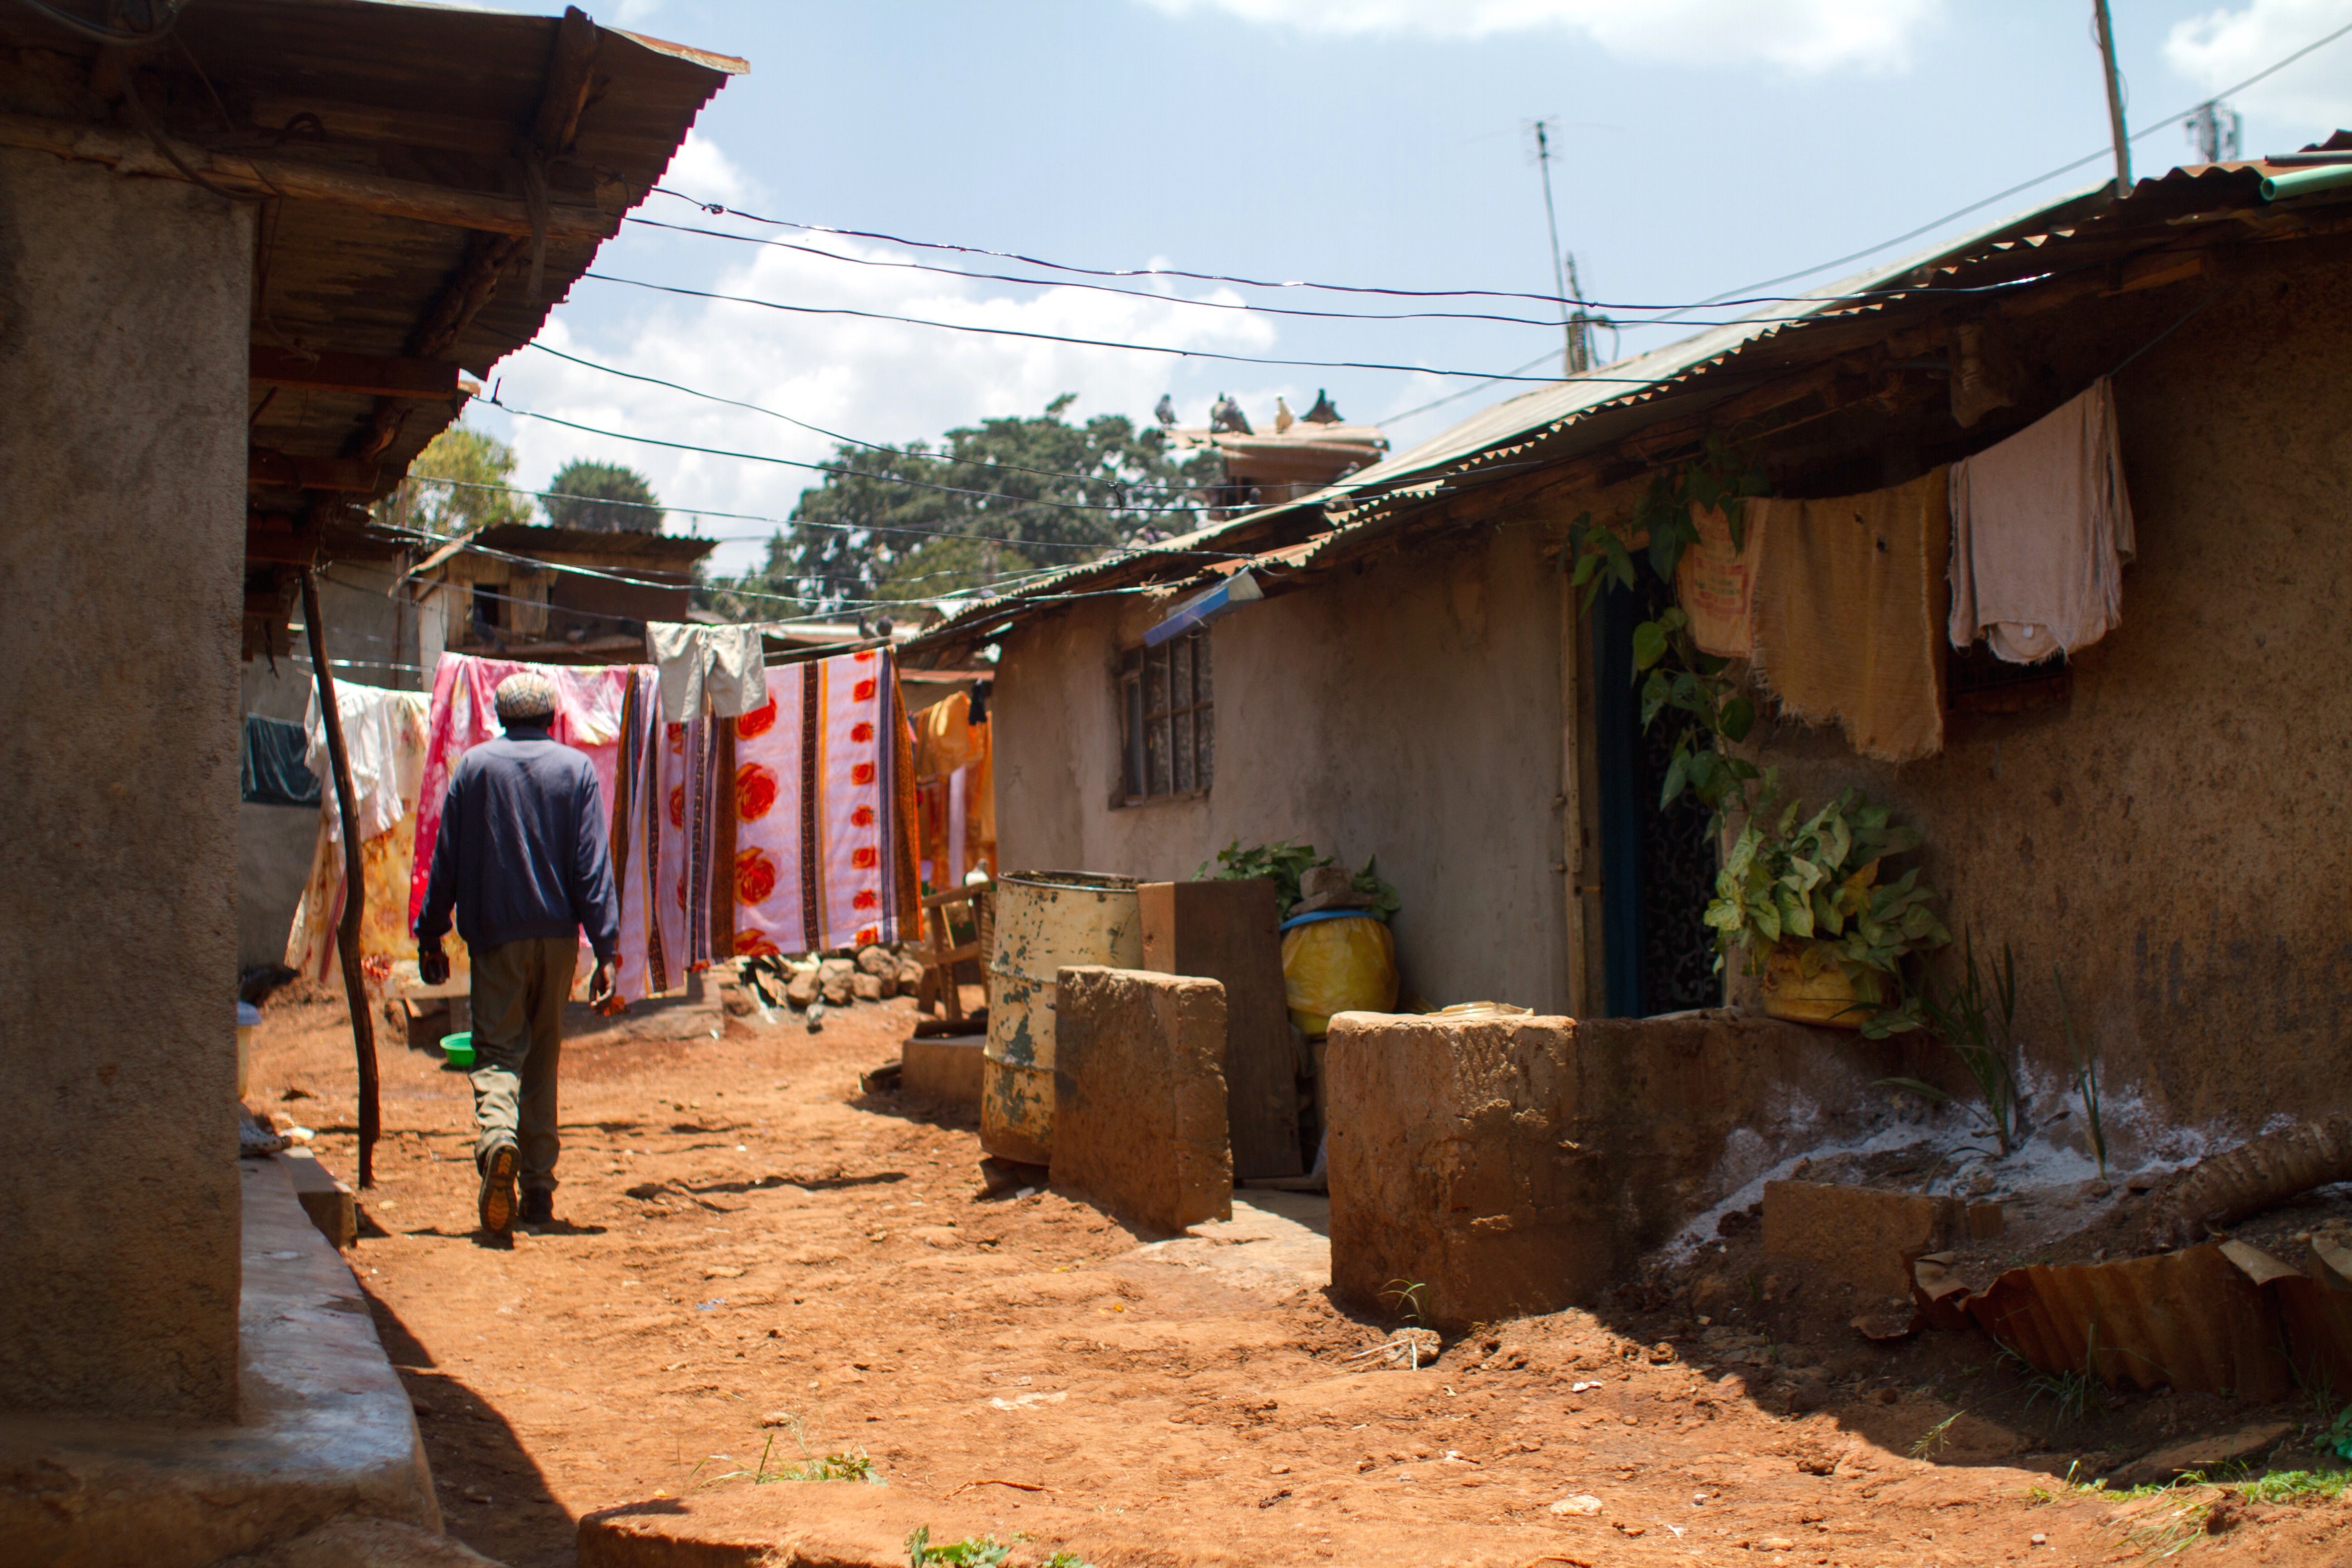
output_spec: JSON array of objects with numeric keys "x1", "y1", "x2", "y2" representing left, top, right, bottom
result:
[
  {"x1": 0, "y1": 0, "x2": 740, "y2": 538},
  {"x1": 907, "y1": 146, "x2": 2348, "y2": 657}
]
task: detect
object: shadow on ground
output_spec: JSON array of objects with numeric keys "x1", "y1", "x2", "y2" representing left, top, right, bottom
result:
[{"x1": 367, "y1": 1282, "x2": 579, "y2": 1568}]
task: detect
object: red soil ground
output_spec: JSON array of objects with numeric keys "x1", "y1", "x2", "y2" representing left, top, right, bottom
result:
[{"x1": 246, "y1": 989, "x2": 2352, "y2": 1568}]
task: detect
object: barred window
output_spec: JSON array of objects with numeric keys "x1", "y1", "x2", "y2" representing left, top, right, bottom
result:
[{"x1": 1118, "y1": 633, "x2": 1212, "y2": 802}]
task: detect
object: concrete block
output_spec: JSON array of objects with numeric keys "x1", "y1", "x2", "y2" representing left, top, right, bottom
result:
[
  {"x1": 1050, "y1": 966, "x2": 1232, "y2": 1232},
  {"x1": 1761, "y1": 1180, "x2": 1965, "y2": 1295},
  {"x1": 1139, "y1": 879, "x2": 1303, "y2": 1181},
  {"x1": 281, "y1": 1151, "x2": 357, "y2": 1250},
  {"x1": 903, "y1": 1036, "x2": 984, "y2": 1106},
  {"x1": 1327, "y1": 1008, "x2": 1926, "y2": 1328}
]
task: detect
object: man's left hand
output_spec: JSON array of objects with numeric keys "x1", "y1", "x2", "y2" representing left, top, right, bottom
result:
[{"x1": 589, "y1": 957, "x2": 618, "y2": 1012}]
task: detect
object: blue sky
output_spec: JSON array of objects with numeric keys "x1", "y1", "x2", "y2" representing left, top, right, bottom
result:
[{"x1": 461, "y1": 0, "x2": 2352, "y2": 574}]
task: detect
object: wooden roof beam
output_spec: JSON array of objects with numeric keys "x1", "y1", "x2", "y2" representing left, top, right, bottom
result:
[
  {"x1": 0, "y1": 110, "x2": 613, "y2": 239},
  {"x1": 252, "y1": 347, "x2": 461, "y2": 400},
  {"x1": 249, "y1": 449, "x2": 380, "y2": 493}
]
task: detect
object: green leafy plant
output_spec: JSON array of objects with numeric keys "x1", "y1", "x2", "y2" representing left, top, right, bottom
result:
[
  {"x1": 1703, "y1": 779, "x2": 1948, "y2": 1029},
  {"x1": 2058, "y1": 969, "x2": 2107, "y2": 1178},
  {"x1": 1632, "y1": 605, "x2": 1760, "y2": 825},
  {"x1": 905, "y1": 1527, "x2": 1011, "y2": 1567},
  {"x1": 1197, "y1": 839, "x2": 1399, "y2": 921},
  {"x1": 1880, "y1": 935, "x2": 2030, "y2": 1157},
  {"x1": 1565, "y1": 437, "x2": 1772, "y2": 822}
]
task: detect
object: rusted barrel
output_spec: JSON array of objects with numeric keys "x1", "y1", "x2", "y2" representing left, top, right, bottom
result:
[{"x1": 982, "y1": 871, "x2": 1142, "y2": 1165}]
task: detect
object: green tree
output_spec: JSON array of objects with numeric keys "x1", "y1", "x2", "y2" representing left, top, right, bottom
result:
[
  {"x1": 377, "y1": 424, "x2": 532, "y2": 536},
  {"x1": 544, "y1": 460, "x2": 664, "y2": 533},
  {"x1": 724, "y1": 396, "x2": 1217, "y2": 614}
]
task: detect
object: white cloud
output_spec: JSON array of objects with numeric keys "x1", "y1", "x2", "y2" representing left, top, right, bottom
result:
[
  {"x1": 656, "y1": 129, "x2": 760, "y2": 210},
  {"x1": 500, "y1": 216, "x2": 1287, "y2": 583},
  {"x1": 1134, "y1": 0, "x2": 1940, "y2": 72},
  {"x1": 2166, "y1": 0, "x2": 2352, "y2": 137}
]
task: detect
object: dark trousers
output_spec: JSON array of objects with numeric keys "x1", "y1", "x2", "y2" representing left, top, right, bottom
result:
[{"x1": 468, "y1": 936, "x2": 577, "y2": 1194}]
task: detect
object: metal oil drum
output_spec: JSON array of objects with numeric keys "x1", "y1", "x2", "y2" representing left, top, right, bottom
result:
[{"x1": 982, "y1": 870, "x2": 1142, "y2": 1165}]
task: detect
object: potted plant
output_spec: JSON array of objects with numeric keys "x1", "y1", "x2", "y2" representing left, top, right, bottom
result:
[{"x1": 1704, "y1": 783, "x2": 1950, "y2": 1029}]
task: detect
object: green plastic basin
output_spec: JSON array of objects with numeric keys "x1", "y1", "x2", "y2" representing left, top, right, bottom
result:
[{"x1": 440, "y1": 1030, "x2": 475, "y2": 1068}]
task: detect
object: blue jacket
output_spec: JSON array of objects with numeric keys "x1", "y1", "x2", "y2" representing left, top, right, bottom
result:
[{"x1": 414, "y1": 725, "x2": 619, "y2": 960}]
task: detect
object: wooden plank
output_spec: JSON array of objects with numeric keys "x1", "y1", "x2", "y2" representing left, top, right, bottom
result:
[
  {"x1": 252, "y1": 346, "x2": 461, "y2": 400},
  {"x1": 249, "y1": 449, "x2": 380, "y2": 492},
  {"x1": 0, "y1": 110, "x2": 613, "y2": 238},
  {"x1": 1139, "y1": 878, "x2": 1303, "y2": 1181}
]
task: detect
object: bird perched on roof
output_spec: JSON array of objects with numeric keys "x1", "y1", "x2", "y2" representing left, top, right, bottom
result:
[
  {"x1": 1154, "y1": 393, "x2": 1177, "y2": 426},
  {"x1": 1273, "y1": 396, "x2": 1295, "y2": 433},
  {"x1": 1209, "y1": 392, "x2": 1253, "y2": 436},
  {"x1": 1303, "y1": 388, "x2": 1341, "y2": 424}
]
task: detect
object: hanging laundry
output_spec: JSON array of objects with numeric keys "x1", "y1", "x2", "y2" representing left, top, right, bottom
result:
[
  {"x1": 305, "y1": 683, "x2": 431, "y2": 845},
  {"x1": 241, "y1": 715, "x2": 319, "y2": 808},
  {"x1": 727, "y1": 648, "x2": 921, "y2": 958},
  {"x1": 1948, "y1": 377, "x2": 2135, "y2": 663},
  {"x1": 912, "y1": 687, "x2": 995, "y2": 885},
  {"x1": 1751, "y1": 468, "x2": 1950, "y2": 764},
  {"x1": 408, "y1": 654, "x2": 632, "y2": 991},
  {"x1": 1674, "y1": 502, "x2": 1769, "y2": 660},
  {"x1": 283, "y1": 686, "x2": 432, "y2": 990},
  {"x1": 607, "y1": 667, "x2": 670, "y2": 1003},
  {"x1": 648, "y1": 620, "x2": 769, "y2": 719}
]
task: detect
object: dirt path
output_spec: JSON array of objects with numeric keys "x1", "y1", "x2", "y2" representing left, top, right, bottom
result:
[{"x1": 248, "y1": 994, "x2": 2352, "y2": 1568}]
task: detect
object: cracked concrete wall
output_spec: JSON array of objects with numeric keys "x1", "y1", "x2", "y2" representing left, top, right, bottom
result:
[
  {"x1": 1750, "y1": 250, "x2": 2352, "y2": 1136},
  {"x1": 0, "y1": 151, "x2": 253, "y2": 1419},
  {"x1": 993, "y1": 524, "x2": 1572, "y2": 1015}
]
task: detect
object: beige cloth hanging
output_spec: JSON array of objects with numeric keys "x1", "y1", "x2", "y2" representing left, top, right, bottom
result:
[
  {"x1": 1750, "y1": 468, "x2": 1949, "y2": 764},
  {"x1": 647, "y1": 620, "x2": 769, "y2": 720},
  {"x1": 1948, "y1": 377, "x2": 2135, "y2": 663}
]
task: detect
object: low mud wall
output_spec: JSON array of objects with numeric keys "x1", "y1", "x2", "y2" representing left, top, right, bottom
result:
[{"x1": 1326, "y1": 1008, "x2": 1931, "y2": 1326}]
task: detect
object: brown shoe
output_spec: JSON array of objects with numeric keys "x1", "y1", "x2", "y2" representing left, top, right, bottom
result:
[{"x1": 479, "y1": 1144, "x2": 518, "y2": 1235}]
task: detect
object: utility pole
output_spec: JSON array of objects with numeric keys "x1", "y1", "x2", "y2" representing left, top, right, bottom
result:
[
  {"x1": 1562, "y1": 252, "x2": 1597, "y2": 376},
  {"x1": 2092, "y1": 0, "x2": 2132, "y2": 199},
  {"x1": 1532, "y1": 120, "x2": 1577, "y2": 379}
]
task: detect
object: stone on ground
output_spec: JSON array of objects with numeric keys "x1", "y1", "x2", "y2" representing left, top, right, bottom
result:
[
  {"x1": 1050, "y1": 965, "x2": 1231, "y2": 1232},
  {"x1": 850, "y1": 972, "x2": 884, "y2": 1003},
  {"x1": 855, "y1": 945, "x2": 895, "y2": 977},
  {"x1": 784, "y1": 968, "x2": 819, "y2": 1009},
  {"x1": 1761, "y1": 1179, "x2": 1967, "y2": 1295}
]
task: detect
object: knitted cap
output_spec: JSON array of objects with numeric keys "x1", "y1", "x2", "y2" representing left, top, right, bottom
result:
[{"x1": 494, "y1": 671, "x2": 557, "y2": 724}]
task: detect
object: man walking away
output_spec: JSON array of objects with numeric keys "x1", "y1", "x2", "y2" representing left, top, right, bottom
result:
[{"x1": 415, "y1": 672, "x2": 617, "y2": 1236}]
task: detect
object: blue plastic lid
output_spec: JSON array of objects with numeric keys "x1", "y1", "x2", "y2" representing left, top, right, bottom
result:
[
  {"x1": 1278, "y1": 907, "x2": 1389, "y2": 933},
  {"x1": 237, "y1": 1002, "x2": 262, "y2": 1027}
]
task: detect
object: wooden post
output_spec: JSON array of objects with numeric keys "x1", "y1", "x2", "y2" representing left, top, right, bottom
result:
[
  {"x1": 301, "y1": 568, "x2": 381, "y2": 1187},
  {"x1": 1559, "y1": 550, "x2": 1590, "y2": 1018}
]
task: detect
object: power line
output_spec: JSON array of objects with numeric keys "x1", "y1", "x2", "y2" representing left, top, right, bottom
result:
[
  {"x1": 580, "y1": 271, "x2": 1664, "y2": 384},
  {"x1": 1668, "y1": 14, "x2": 2352, "y2": 312},
  {"x1": 525, "y1": 343, "x2": 1208, "y2": 496},
  {"x1": 493, "y1": 397, "x2": 1211, "y2": 515},
  {"x1": 623, "y1": 217, "x2": 1611, "y2": 328},
  {"x1": 637, "y1": 15, "x2": 2352, "y2": 340}
]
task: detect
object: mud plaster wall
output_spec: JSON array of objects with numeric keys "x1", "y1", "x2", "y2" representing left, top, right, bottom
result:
[
  {"x1": 1751, "y1": 253, "x2": 2352, "y2": 1136},
  {"x1": 994, "y1": 525, "x2": 1572, "y2": 1014},
  {"x1": 0, "y1": 152, "x2": 253, "y2": 1418}
]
